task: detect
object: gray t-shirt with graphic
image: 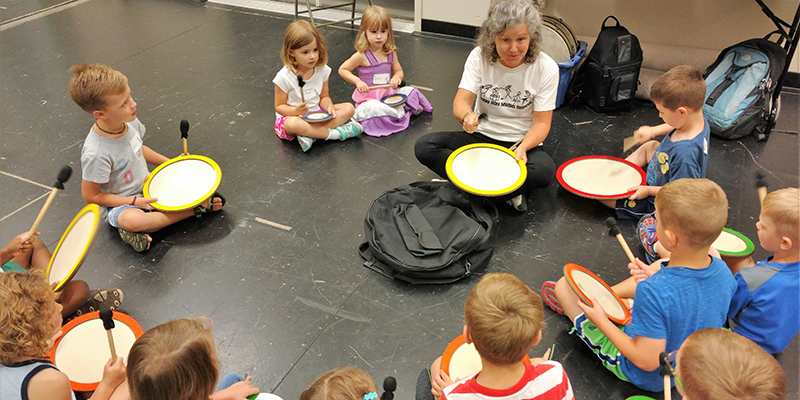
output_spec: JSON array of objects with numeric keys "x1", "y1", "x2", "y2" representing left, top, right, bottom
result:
[{"x1": 81, "y1": 118, "x2": 149, "y2": 197}]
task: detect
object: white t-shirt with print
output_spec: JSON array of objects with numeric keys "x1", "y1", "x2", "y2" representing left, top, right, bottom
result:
[
  {"x1": 272, "y1": 65, "x2": 331, "y2": 119},
  {"x1": 458, "y1": 47, "x2": 559, "y2": 142}
]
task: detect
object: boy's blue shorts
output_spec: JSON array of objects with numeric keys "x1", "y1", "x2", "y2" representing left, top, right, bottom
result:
[
  {"x1": 615, "y1": 196, "x2": 655, "y2": 220},
  {"x1": 105, "y1": 204, "x2": 143, "y2": 229}
]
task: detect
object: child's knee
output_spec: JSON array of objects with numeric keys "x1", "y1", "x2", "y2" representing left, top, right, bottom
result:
[
  {"x1": 338, "y1": 103, "x2": 355, "y2": 118},
  {"x1": 117, "y1": 209, "x2": 147, "y2": 232},
  {"x1": 554, "y1": 277, "x2": 570, "y2": 302},
  {"x1": 283, "y1": 116, "x2": 304, "y2": 134}
]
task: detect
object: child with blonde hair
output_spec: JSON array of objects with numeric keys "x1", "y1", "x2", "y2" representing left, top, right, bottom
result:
[
  {"x1": 126, "y1": 317, "x2": 260, "y2": 400},
  {"x1": 0, "y1": 271, "x2": 126, "y2": 400},
  {"x1": 338, "y1": 5, "x2": 431, "y2": 136},
  {"x1": 274, "y1": 20, "x2": 362, "y2": 152},
  {"x1": 427, "y1": 273, "x2": 573, "y2": 400},
  {"x1": 299, "y1": 367, "x2": 379, "y2": 400},
  {"x1": 726, "y1": 187, "x2": 799, "y2": 354},
  {"x1": 673, "y1": 328, "x2": 787, "y2": 400}
]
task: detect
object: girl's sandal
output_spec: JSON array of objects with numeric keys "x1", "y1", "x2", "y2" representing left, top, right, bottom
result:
[{"x1": 194, "y1": 192, "x2": 226, "y2": 218}]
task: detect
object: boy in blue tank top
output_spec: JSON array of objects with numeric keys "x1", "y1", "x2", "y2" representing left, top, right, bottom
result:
[
  {"x1": 726, "y1": 188, "x2": 799, "y2": 354},
  {"x1": 548, "y1": 179, "x2": 736, "y2": 392}
]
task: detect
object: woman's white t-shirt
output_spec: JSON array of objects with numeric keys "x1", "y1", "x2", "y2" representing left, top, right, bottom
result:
[
  {"x1": 458, "y1": 47, "x2": 559, "y2": 142},
  {"x1": 273, "y1": 65, "x2": 331, "y2": 118}
]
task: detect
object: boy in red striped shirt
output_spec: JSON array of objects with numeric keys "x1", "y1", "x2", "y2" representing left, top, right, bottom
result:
[{"x1": 429, "y1": 273, "x2": 574, "y2": 400}]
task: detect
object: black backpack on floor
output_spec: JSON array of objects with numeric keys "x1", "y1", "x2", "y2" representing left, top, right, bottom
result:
[
  {"x1": 359, "y1": 181, "x2": 498, "y2": 285},
  {"x1": 569, "y1": 16, "x2": 643, "y2": 112}
]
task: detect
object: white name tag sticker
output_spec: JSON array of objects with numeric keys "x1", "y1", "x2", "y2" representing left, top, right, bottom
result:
[
  {"x1": 129, "y1": 135, "x2": 143, "y2": 157},
  {"x1": 303, "y1": 87, "x2": 316, "y2": 99},
  {"x1": 372, "y1": 73, "x2": 390, "y2": 85}
]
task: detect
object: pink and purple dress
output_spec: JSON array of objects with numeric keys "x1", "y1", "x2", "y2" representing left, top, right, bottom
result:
[{"x1": 352, "y1": 50, "x2": 433, "y2": 137}]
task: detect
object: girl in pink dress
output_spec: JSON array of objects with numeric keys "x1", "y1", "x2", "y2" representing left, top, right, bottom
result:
[{"x1": 338, "y1": 6, "x2": 432, "y2": 136}]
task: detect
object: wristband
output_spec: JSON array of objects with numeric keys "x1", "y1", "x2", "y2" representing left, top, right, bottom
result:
[{"x1": 131, "y1": 197, "x2": 137, "y2": 206}]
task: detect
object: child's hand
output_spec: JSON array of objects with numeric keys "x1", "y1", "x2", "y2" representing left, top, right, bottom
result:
[
  {"x1": 133, "y1": 197, "x2": 158, "y2": 210},
  {"x1": 295, "y1": 102, "x2": 309, "y2": 116},
  {"x1": 390, "y1": 76, "x2": 402, "y2": 89},
  {"x1": 4, "y1": 231, "x2": 38, "y2": 258},
  {"x1": 629, "y1": 258, "x2": 660, "y2": 283},
  {"x1": 356, "y1": 80, "x2": 370, "y2": 93},
  {"x1": 633, "y1": 125, "x2": 654, "y2": 145},
  {"x1": 627, "y1": 185, "x2": 650, "y2": 200},
  {"x1": 100, "y1": 356, "x2": 127, "y2": 389},
  {"x1": 213, "y1": 376, "x2": 259, "y2": 400},
  {"x1": 529, "y1": 346, "x2": 552, "y2": 365},
  {"x1": 431, "y1": 369, "x2": 455, "y2": 400},
  {"x1": 326, "y1": 105, "x2": 337, "y2": 119},
  {"x1": 577, "y1": 295, "x2": 609, "y2": 325}
]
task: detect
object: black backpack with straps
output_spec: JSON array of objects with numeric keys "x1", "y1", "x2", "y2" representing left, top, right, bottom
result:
[
  {"x1": 359, "y1": 181, "x2": 498, "y2": 285},
  {"x1": 568, "y1": 16, "x2": 643, "y2": 112}
]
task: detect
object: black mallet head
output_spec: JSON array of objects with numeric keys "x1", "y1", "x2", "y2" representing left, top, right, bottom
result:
[
  {"x1": 755, "y1": 171, "x2": 768, "y2": 189},
  {"x1": 297, "y1": 75, "x2": 306, "y2": 88},
  {"x1": 54, "y1": 165, "x2": 72, "y2": 190},
  {"x1": 605, "y1": 216, "x2": 621, "y2": 236},
  {"x1": 99, "y1": 308, "x2": 115, "y2": 330},
  {"x1": 380, "y1": 376, "x2": 396, "y2": 400},
  {"x1": 180, "y1": 119, "x2": 190, "y2": 139}
]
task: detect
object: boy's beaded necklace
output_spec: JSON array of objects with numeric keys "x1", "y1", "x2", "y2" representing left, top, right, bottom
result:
[{"x1": 95, "y1": 122, "x2": 127, "y2": 135}]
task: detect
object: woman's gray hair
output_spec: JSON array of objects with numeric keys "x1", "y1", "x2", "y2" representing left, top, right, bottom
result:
[{"x1": 475, "y1": 0, "x2": 543, "y2": 64}]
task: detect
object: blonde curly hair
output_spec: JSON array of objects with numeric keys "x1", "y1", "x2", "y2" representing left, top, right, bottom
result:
[{"x1": 0, "y1": 271, "x2": 58, "y2": 365}]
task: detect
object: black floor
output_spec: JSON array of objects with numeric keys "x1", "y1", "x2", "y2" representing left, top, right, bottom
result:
[{"x1": 1, "y1": 1, "x2": 798, "y2": 399}]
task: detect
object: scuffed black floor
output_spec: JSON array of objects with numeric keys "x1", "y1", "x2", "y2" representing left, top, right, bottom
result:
[{"x1": 0, "y1": 1, "x2": 797, "y2": 399}]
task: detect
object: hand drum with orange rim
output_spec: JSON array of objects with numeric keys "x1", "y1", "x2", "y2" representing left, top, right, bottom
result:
[
  {"x1": 556, "y1": 155, "x2": 646, "y2": 200},
  {"x1": 47, "y1": 311, "x2": 143, "y2": 391},
  {"x1": 563, "y1": 263, "x2": 631, "y2": 325},
  {"x1": 143, "y1": 155, "x2": 222, "y2": 212},
  {"x1": 46, "y1": 204, "x2": 101, "y2": 292},
  {"x1": 441, "y1": 335, "x2": 531, "y2": 380}
]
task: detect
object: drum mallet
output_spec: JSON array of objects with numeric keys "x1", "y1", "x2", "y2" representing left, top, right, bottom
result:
[
  {"x1": 28, "y1": 166, "x2": 72, "y2": 238},
  {"x1": 368, "y1": 80, "x2": 434, "y2": 91},
  {"x1": 659, "y1": 352, "x2": 672, "y2": 400},
  {"x1": 756, "y1": 171, "x2": 768, "y2": 204},
  {"x1": 99, "y1": 308, "x2": 118, "y2": 362},
  {"x1": 297, "y1": 75, "x2": 306, "y2": 103},
  {"x1": 380, "y1": 376, "x2": 396, "y2": 400},
  {"x1": 605, "y1": 217, "x2": 636, "y2": 263},
  {"x1": 180, "y1": 119, "x2": 190, "y2": 155}
]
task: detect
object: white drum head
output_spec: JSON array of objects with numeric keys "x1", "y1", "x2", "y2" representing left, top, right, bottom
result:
[
  {"x1": 541, "y1": 24, "x2": 571, "y2": 63},
  {"x1": 571, "y1": 270, "x2": 627, "y2": 321},
  {"x1": 448, "y1": 342, "x2": 483, "y2": 380},
  {"x1": 55, "y1": 319, "x2": 136, "y2": 384},
  {"x1": 446, "y1": 144, "x2": 526, "y2": 197},
  {"x1": 302, "y1": 111, "x2": 332, "y2": 122},
  {"x1": 252, "y1": 394, "x2": 284, "y2": 400},
  {"x1": 712, "y1": 228, "x2": 755, "y2": 257},
  {"x1": 145, "y1": 156, "x2": 221, "y2": 212},
  {"x1": 47, "y1": 204, "x2": 100, "y2": 291},
  {"x1": 557, "y1": 156, "x2": 645, "y2": 199}
]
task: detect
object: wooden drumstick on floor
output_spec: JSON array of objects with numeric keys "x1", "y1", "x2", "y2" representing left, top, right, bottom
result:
[
  {"x1": 99, "y1": 308, "x2": 118, "y2": 362},
  {"x1": 605, "y1": 217, "x2": 636, "y2": 263},
  {"x1": 297, "y1": 75, "x2": 306, "y2": 103},
  {"x1": 180, "y1": 119, "x2": 190, "y2": 155},
  {"x1": 28, "y1": 166, "x2": 72, "y2": 237},
  {"x1": 756, "y1": 171, "x2": 768, "y2": 204},
  {"x1": 368, "y1": 80, "x2": 434, "y2": 91}
]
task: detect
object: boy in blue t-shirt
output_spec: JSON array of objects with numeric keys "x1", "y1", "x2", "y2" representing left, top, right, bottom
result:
[
  {"x1": 547, "y1": 179, "x2": 736, "y2": 391},
  {"x1": 727, "y1": 188, "x2": 799, "y2": 354}
]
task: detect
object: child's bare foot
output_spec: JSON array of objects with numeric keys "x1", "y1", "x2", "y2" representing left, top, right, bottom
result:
[{"x1": 193, "y1": 192, "x2": 226, "y2": 217}]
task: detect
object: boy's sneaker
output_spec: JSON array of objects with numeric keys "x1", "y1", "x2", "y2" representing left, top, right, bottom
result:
[
  {"x1": 118, "y1": 228, "x2": 148, "y2": 252},
  {"x1": 74, "y1": 288, "x2": 124, "y2": 317},
  {"x1": 541, "y1": 281, "x2": 563, "y2": 315},
  {"x1": 334, "y1": 121, "x2": 363, "y2": 140},
  {"x1": 297, "y1": 136, "x2": 315, "y2": 152},
  {"x1": 637, "y1": 213, "x2": 658, "y2": 263}
]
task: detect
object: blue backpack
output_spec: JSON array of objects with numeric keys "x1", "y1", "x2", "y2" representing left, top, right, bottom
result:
[{"x1": 703, "y1": 35, "x2": 786, "y2": 140}]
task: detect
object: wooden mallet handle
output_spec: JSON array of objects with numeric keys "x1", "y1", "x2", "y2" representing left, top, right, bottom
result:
[
  {"x1": 368, "y1": 79, "x2": 407, "y2": 90},
  {"x1": 297, "y1": 75, "x2": 306, "y2": 103},
  {"x1": 180, "y1": 119, "x2": 190, "y2": 155},
  {"x1": 29, "y1": 166, "x2": 72, "y2": 236},
  {"x1": 606, "y1": 217, "x2": 636, "y2": 263},
  {"x1": 99, "y1": 309, "x2": 117, "y2": 362}
]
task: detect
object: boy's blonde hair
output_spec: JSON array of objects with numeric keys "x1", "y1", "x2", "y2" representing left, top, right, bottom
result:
[
  {"x1": 127, "y1": 318, "x2": 218, "y2": 400},
  {"x1": 464, "y1": 273, "x2": 545, "y2": 366},
  {"x1": 281, "y1": 20, "x2": 328, "y2": 74},
  {"x1": 68, "y1": 63, "x2": 129, "y2": 113},
  {"x1": 654, "y1": 178, "x2": 728, "y2": 249},
  {"x1": 0, "y1": 271, "x2": 57, "y2": 365},
  {"x1": 299, "y1": 366, "x2": 378, "y2": 400},
  {"x1": 680, "y1": 328, "x2": 787, "y2": 400},
  {"x1": 354, "y1": 6, "x2": 398, "y2": 54},
  {"x1": 761, "y1": 188, "x2": 799, "y2": 243},
  {"x1": 650, "y1": 65, "x2": 705, "y2": 111}
]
